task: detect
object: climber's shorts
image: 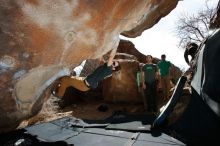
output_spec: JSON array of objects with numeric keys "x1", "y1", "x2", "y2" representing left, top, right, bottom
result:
[{"x1": 85, "y1": 63, "x2": 112, "y2": 89}]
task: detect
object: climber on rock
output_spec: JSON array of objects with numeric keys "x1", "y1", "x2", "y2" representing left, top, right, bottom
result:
[{"x1": 54, "y1": 48, "x2": 120, "y2": 97}]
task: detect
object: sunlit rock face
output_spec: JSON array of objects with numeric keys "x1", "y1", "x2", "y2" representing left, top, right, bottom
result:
[
  {"x1": 121, "y1": 0, "x2": 178, "y2": 37},
  {"x1": 0, "y1": 0, "x2": 178, "y2": 132}
]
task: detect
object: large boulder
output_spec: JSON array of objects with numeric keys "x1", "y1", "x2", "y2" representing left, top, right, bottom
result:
[
  {"x1": 103, "y1": 60, "x2": 141, "y2": 103},
  {"x1": 118, "y1": 40, "x2": 182, "y2": 83},
  {"x1": 117, "y1": 39, "x2": 146, "y2": 62},
  {"x1": 0, "y1": 0, "x2": 178, "y2": 132}
]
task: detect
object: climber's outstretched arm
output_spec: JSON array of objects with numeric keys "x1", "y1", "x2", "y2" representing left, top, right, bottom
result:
[
  {"x1": 85, "y1": 48, "x2": 117, "y2": 89},
  {"x1": 107, "y1": 48, "x2": 117, "y2": 66}
]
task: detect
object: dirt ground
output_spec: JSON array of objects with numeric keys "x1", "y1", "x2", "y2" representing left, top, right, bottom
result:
[
  {"x1": 18, "y1": 95, "x2": 146, "y2": 129},
  {"x1": 17, "y1": 84, "x2": 174, "y2": 129}
]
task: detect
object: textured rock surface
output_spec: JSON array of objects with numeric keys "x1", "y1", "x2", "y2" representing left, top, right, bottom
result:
[
  {"x1": 48, "y1": 41, "x2": 181, "y2": 113},
  {"x1": 117, "y1": 40, "x2": 146, "y2": 62},
  {"x1": 103, "y1": 60, "x2": 141, "y2": 103},
  {"x1": 0, "y1": 0, "x2": 178, "y2": 132},
  {"x1": 117, "y1": 40, "x2": 182, "y2": 83},
  {"x1": 121, "y1": 0, "x2": 178, "y2": 37},
  {"x1": 101, "y1": 58, "x2": 181, "y2": 108}
]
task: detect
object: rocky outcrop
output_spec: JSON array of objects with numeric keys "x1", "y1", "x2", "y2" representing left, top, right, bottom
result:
[
  {"x1": 117, "y1": 40, "x2": 146, "y2": 62},
  {"x1": 103, "y1": 60, "x2": 141, "y2": 103},
  {"x1": 79, "y1": 53, "x2": 138, "y2": 77},
  {"x1": 51, "y1": 39, "x2": 182, "y2": 112},
  {"x1": 118, "y1": 40, "x2": 182, "y2": 83},
  {"x1": 121, "y1": 0, "x2": 178, "y2": 37},
  {"x1": 0, "y1": 0, "x2": 178, "y2": 132},
  {"x1": 114, "y1": 53, "x2": 138, "y2": 60},
  {"x1": 101, "y1": 60, "x2": 181, "y2": 108},
  {"x1": 58, "y1": 52, "x2": 139, "y2": 107}
]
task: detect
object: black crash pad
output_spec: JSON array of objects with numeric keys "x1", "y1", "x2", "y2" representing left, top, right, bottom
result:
[
  {"x1": 0, "y1": 116, "x2": 185, "y2": 146},
  {"x1": 23, "y1": 116, "x2": 185, "y2": 146}
]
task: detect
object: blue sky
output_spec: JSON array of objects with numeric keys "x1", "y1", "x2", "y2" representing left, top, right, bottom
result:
[{"x1": 120, "y1": 0, "x2": 219, "y2": 70}]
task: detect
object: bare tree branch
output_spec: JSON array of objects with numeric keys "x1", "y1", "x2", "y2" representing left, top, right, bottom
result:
[{"x1": 175, "y1": 2, "x2": 217, "y2": 48}]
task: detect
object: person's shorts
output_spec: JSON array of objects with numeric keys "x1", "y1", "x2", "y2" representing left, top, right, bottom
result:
[{"x1": 85, "y1": 63, "x2": 112, "y2": 89}]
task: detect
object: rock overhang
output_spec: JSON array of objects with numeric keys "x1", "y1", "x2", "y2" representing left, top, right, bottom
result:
[{"x1": 0, "y1": 0, "x2": 178, "y2": 132}]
